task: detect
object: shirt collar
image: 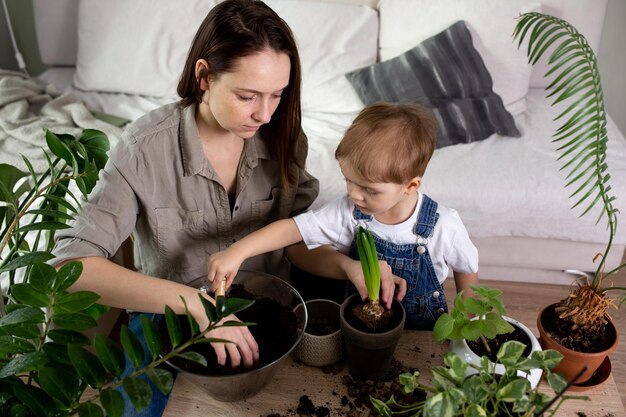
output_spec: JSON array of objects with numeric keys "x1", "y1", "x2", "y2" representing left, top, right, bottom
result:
[{"x1": 180, "y1": 104, "x2": 272, "y2": 177}]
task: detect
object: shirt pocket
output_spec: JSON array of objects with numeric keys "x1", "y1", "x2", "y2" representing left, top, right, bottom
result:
[
  {"x1": 155, "y1": 208, "x2": 211, "y2": 284},
  {"x1": 250, "y1": 186, "x2": 282, "y2": 233}
]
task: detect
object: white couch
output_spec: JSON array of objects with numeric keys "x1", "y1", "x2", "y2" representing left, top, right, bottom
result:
[{"x1": 29, "y1": 0, "x2": 626, "y2": 285}]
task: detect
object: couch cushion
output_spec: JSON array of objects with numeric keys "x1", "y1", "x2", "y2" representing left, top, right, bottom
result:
[
  {"x1": 378, "y1": 0, "x2": 541, "y2": 115},
  {"x1": 74, "y1": 0, "x2": 376, "y2": 114},
  {"x1": 346, "y1": 21, "x2": 520, "y2": 148}
]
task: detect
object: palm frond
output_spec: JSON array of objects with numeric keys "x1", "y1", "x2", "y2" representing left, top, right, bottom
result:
[{"x1": 514, "y1": 13, "x2": 618, "y2": 286}]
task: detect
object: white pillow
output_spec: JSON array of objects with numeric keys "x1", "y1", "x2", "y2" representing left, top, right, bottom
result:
[
  {"x1": 74, "y1": 0, "x2": 220, "y2": 98},
  {"x1": 378, "y1": 0, "x2": 542, "y2": 115},
  {"x1": 264, "y1": 0, "x2": 377, "y2": 114},
  {"x1": 74, "y1": 0, "x2": 376, "y2": 114}
]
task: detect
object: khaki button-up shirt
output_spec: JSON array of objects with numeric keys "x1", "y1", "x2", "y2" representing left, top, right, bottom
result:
[{"x1": 53, "y1": 102, "x2": 319, "y2": 285}]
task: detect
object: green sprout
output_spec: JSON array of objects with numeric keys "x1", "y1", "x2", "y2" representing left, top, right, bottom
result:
[{"x1": 356, "y1": 225, "x2": 384, "y2": 318}]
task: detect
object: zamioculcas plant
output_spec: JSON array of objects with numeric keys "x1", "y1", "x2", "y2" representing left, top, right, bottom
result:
[
  {"x1": 513, "y1": 13, "x2": 626, "y2": 335},
  {"x1": 0, "y1": 129, "x2": 253, "y2": 417},
  {"x1": 433, "y1": 285, "x2": 514, "y2": 354},
  {"x1": 356, "y1": 225, "x2": 384, "y2": 320}
]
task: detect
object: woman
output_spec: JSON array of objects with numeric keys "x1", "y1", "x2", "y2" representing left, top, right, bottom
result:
[{"x1": 53, "y1": 0, "x2": 318, "y2": 414}]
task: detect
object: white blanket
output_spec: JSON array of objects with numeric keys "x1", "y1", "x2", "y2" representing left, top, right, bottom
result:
[{"x1": 0, "y1": 70, "x2": 121, "y2": 173}]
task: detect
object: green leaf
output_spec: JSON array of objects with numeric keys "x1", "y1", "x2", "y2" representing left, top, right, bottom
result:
[
  {"x1": 424, "y1": 392, "x2": 456, "y2": 417},
  {"x1": 100, "y1": 388, "x2": 125, "y2": 417},
  {"x1": 94, "y1": 334, "x2": 126, "y2": 378},
  {"x1": 0, "y1": 336, "x2": 35, "y2": 354},
  {"x1": 145, "y1": 368, "x2": 174, "y2": 395},
  {"x1": 42, "y1": 342, "x2": 71, "y2": 365},
  {"x1": 42, "y1": 194, "x2": 78, "y2": 214},
  {"x1": 0, "y1": 164, "x2": 28, "y2": 203},
  {"x1": 25, "y1": 209, "x2": 75, "y2": 221},
  {"x1": 10, "y1": 284, "x2": 49, "y2": 308},
  {"x1": 175, "y1": 351, "x2": 207, "y2": 367},
  {"x1": 0, "y1": 352, "x2": 49, "y2": 378},
  {"x1": 52, "y1": 312, "x2": 97, "y2": 331},
  {"x1": 54, "y1": 261, "x2": 83, "y2": 291},
  {"x1": 46, "y1": 329, "x2": 91, "y2": 345},
  {"x1": 14, "y1": 221, "x2": 71, "y2": 233},
  {"x1": 0, "y1": 252, "x2": 54, "y2": 274},
  {"x1": 38, "y1": 366, "x2": 80, "y2": 407},
  {"x1": 398, "y1": 371, "x2": 419, "y2": 394},
  {"x1": 54, "y1": 291, "x2": 100, "y2": 312},
  {"x1": 496, "y1": 341, "x2": 527, "y2": 366},
  {"x1": 181, "y1": 296, "x2": 199, "y2": 336},
  {"x1": 28, "y1": 263, "x2": 57, "y2": 293},
  {"x1": 80, "y1": 129, "x2": 110, "y2": 171},
  {"x1": 220, "y1": 297, "x2": 255, "y2": 318},
  {"x1": 122, "y1": 377, "x2": 152, "y2": 412},
  {"x1": 0, "y1": 306, "x2": 45, "y2": 328},
  {"x1": 546, "y1": 370, "x2": 568, "y2": 393},
  {"x1": 140, "y1": 315, "x2": 162, "y2": 360},
  {"x1": 433, "y1": 313, "x2": 455, "y2": 342},
  {"x1": 13, "y1": 384, "x2": 56, "y2": 417},
  {"x1": 531, "y1": 349, "x2": 563, "y2": 371},
  {"x1": 120, "y1": 325, "x2": 145, "y2": 369},
  {"x1": 198, "y1": 295, "x2": 217, "y2": 323},
  {"x1": 67, "y1": 344, "x2": 106, "y2": 389},
  {"x1": 497, "y1": 379, "x2": 530, "y2": 402},
  {"x1": 460, "y1": 320, "x2": 483, "y2": 341},
  {"x1": 464, "y1": 298, "x2": 485, "y2": 316},
  {"x1": 77, "y1": 402, "x2": 104, "y2": 417},
  {"x1": 165, "y1": 306, "x2": 183, "y2": 347},
  {"x1": 465, "y1": 404, "x2": 487, "y2": 417},
  {"x1": 45, "y1": 130, "x2": 74, "y2": 166}
]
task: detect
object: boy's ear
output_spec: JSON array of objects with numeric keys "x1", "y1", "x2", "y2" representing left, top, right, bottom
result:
[
  {"x1": 405, "y1": 176, "x2": 422, "y2": 194},
  {"x1": 195, "y1": 59, "x2": 211, "y2": 90}
]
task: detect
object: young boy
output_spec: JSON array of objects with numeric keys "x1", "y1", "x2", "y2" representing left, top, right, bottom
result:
[{"x1": 208, "y1": 102, "x2": 479, "y2": 330}]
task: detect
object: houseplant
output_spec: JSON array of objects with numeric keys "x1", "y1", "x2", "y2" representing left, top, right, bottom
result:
[
  {"x1": 340, "y1": 226, "x2": 405, "y2": 380},
  {"x1": 370, "y1": 340, "x2": 588, "y2": 417},
  {"x1": 0, "y1": 129, "x2": 253, "y2": 416},
  {"x1": 513, "y1": 13, "x2": 626, "y2": 384},
  {"x1": 433, "y1": 285, "x2": 543, "y2": 388}
]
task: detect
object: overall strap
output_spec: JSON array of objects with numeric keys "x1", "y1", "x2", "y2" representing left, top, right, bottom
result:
[
  {"x1": 413, "y1": 194, "x2": 439, "y2": 238},
  {"x1": 352, "y1": 206, "x2": 373, "y2": 221}
]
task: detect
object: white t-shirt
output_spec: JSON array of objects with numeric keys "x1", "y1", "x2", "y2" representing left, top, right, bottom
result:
[{"x1": 293, "y1": 193, "x2": 479, "y2": 284}]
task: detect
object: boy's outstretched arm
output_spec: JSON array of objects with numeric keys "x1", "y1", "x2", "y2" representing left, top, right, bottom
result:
[{"x1": 208, "y1": 218, "x2": 303, "y2": 291}]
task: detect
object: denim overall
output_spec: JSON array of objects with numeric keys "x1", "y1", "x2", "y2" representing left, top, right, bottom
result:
[{"x1": 349, "y1": 195, "x2": 448, "y2": 330}]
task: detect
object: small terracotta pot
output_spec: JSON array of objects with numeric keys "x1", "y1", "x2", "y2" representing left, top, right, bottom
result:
[
  {"x1": 294, "y1": 299, "x2": 343, "y2": 367},
  {"x1": 340, "y1": 294, "x2": 406, "y2": 380},
  {"x1": 537, "y1": 303, "x2": 618, "y2": 388}
]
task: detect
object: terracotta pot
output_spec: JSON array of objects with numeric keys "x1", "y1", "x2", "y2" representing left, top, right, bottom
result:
[
  {"x1": 537, "y1": 303, "x2": 618, "y2": 388},
  {"x1": 293, "y1": 299, "x2": 343, "y2": 367},
  {"x1": 340, "y1": 293, "x2": 405, "y2": 380},
  {"x1": 450, "y1": 316, "x2": 543, "y2": 388}
]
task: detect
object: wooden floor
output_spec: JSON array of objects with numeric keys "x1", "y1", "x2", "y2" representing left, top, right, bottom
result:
[{"x1": 443, "y1": 248, "x2": 626, "y2": 409}]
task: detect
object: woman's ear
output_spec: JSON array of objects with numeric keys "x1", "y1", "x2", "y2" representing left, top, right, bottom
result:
[
  {"x1": 195, "y1": 59, "x2": 210, "y2": 90},
  {"x1": 405, "y1": 176, "x2": 422, "y2": 194}
]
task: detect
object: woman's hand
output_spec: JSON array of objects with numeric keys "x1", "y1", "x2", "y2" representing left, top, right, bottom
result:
[
  {"x1": 195, "y1": 301, "x2": 259, "y2": 368},
  {"x1": 209, "y1": 316, "x2": 259, "y2": 368}
]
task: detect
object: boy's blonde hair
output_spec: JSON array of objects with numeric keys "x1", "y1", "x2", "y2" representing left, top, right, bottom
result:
[{"x1": 335, "y1": 102, "x2": 437, "y2": 183}]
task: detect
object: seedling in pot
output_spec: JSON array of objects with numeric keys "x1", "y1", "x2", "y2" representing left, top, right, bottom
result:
[{"x1": 433, "y1": 284, "x2": 514, "y2": 354}]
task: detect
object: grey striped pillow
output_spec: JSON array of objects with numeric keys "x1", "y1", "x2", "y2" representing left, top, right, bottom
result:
[{"x1": 346, "y1": 21, "x2": 520, "y2": 148}]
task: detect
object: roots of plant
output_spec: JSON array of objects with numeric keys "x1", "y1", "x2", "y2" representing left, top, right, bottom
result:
[{"x1": 555, "y1": 284, "x2": 615, "y2": 332}]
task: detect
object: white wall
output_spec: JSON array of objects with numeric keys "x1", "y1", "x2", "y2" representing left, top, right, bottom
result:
[{"x1": 599, "y1": 0, "x2": 626, "y2": 135}]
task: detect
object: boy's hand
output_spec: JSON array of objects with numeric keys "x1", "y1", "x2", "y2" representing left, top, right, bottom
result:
[
  {"x1": 345, "y1": 259, "x2": 407, "y2": 309},
  {"x1": 207, "y1": 248, "x2": 244, "y2": 292}
]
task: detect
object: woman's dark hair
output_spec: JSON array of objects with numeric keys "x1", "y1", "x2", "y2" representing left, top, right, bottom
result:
[{"x1": 177, "y1": 0, "x2": 303, "y2": 187}]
